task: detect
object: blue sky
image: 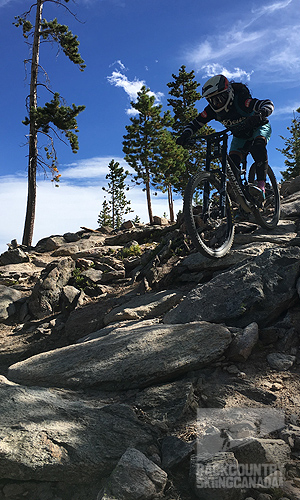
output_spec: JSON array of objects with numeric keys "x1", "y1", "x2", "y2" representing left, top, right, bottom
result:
[{"x1": 0, "y1": 0, "x2": 299, "y2": 253}]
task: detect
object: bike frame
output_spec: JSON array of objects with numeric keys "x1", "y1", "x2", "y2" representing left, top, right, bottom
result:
[
  {"x1": 184, "y1": 128, "x2": 280, "y2": 258},
  {"x1": 202, "y1": 130, "x2": 254, "y2": 218},
  {"x1": 203, "y1": 130, "x2": 228, "y2": 219}
]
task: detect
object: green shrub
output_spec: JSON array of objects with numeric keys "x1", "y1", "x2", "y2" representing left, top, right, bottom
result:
[
  {"x1": 72, "y1": 268, "x2": 86, "y2": 289},
  {"x1": 120, "y1": 244, "x2": 142, "y2": 258}
]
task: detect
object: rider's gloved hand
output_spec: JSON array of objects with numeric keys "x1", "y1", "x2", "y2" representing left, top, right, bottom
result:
[
  {"x1": 176, "y1": 129, "x2": 192, "y2": 146},
  {"x1": 246, "y1": 113, "x2": 266, "y2": 129},
  {"x1": 259, "y1": 107, "x2": 269, "y2": 118}
]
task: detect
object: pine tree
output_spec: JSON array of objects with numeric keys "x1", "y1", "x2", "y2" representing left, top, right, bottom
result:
[
  {"x1": 167, "y1": 66, "x2": 215, "y2": 194},
  {"x1": 99, "y1": 160, "x2": 133, "y2": 229},
  {"x1": 167, "y1": 65, "x2": 201, "y2": 136},
  {"x1": 151, "y1": 129, "x2": 188, "y2": 221},
  {"x1": 122, "y1": 86, "x2": 173, "y2": 225},
  {"x1": 97, "y1": 198, "x2": 112, "y2": 228},
  {"x1": 278, "y1": 108, "x2": 300, "y2": 181},
  {"x1": 14, "y1": 0, "x2": 85, "y2": 246}
]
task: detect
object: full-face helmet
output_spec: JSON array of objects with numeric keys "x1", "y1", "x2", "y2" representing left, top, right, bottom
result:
[{"x1": 202, "y1": 74, "x2": 234, "y2": 113}]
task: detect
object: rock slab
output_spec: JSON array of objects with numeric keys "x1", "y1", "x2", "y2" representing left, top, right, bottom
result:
[
  {"x1": 164, "y1": 247, "x2": 300, "y2": 328},
  {"x1": 0, "y1": 285, "x2": 23, "y2": 320},
  {"x1": 99, "y1": 448, "x2": 167, "y2": 500},
  {"x1": 103, "y1": 289, "x2": 183, "y2": 325},
  {"x1": 0, "y1": 376, "x2": 156, "y2": 483},
  {"x1": 8, "y1": 321, "x2": 233, "y2": 390}
]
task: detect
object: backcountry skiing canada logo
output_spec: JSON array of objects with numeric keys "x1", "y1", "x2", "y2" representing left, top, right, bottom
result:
[{"x1": 195, "y1": 407, "x2": 286, "y2": 490}]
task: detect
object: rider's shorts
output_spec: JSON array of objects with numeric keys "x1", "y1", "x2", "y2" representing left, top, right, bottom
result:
[{"x1": 230, "y1": 123, "x2": 272, "y2": 153}]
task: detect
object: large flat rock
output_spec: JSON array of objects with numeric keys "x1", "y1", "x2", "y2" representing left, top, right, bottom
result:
[
  {"x1": 164, "y1": 247, "x2": 300, "y2": 328},
  {"x1": 8, "y1": 322, "x2": 232, "y2": 390},
  {"x1": 103, "y1": 289, "x2": 183, "y2": 325}
]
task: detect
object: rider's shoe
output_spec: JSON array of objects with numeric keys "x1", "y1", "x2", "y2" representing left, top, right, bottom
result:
[{"x1": 248, "y1": 183, "x2": 265, "y2": 203}]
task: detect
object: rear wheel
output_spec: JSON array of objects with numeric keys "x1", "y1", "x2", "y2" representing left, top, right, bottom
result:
[
  {"x1": 248, "y1": 164, "x2": 280, "y2": 229},
  {"x1": 184, "y1": 171, "x2": 235, "y2": 259}
]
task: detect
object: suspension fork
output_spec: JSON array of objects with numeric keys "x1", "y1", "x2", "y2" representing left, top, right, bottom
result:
[{"x1": 203, "y1": 133, "x2": 228, "y2": 218}]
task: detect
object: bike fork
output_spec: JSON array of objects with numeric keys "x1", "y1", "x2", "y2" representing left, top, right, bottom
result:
[{"x1": 203, "y1": 133, "x2": 228, "y2": 218}]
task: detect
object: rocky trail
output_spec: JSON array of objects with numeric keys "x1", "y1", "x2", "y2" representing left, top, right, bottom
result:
[{"x1": 1, "y1": 177, "x2": 300, "y2": 500}]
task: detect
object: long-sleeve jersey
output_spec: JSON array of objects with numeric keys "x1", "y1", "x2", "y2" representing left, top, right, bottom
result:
[{"x1": 184, "y1": 90, "x2": 274, "y2": 139}]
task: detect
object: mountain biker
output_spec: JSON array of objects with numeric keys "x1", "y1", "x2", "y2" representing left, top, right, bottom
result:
[{"x1": 176, "y1": 74, "x2": 274, "y2": 201}]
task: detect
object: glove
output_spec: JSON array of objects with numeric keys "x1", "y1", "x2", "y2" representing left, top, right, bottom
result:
[
  {"x1": 176, "y1": 129, "x2": 192, "y2": 146},
  {"x1": 245, "y1": 113, "x2": 266, "y2": 129},
  {"x1": 259, "y1": 107, "x2": 269, "y2": 118}
]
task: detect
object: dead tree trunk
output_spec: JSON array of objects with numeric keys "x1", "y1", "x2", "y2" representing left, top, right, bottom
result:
[
  {"x1": 167, "y1": 183, "x2": 175, "y2": 222},
  {"x1": 145, "y1": 169, "x2": 153, "y2": 225},
  {"x1": 22, "y1": 0, "x2": 43, "y2": 247}
]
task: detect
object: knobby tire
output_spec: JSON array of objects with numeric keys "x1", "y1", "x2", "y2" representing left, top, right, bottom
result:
[{"x1": 184, "y1": 171, "x2": 235, "y2": 259}]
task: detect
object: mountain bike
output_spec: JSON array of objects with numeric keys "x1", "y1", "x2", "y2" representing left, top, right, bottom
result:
[{"x1": 183, "y1": 128, "x2": 280, "y2": 259}]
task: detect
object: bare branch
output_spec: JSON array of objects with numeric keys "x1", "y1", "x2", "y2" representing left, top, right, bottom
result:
[
  {"x1": 18, "y1": 0, "x2": 85, "y2": 25},
  {"x1": 36, "y1": 83, "x2": 56, "y2": 95},
  {"x1": 39, "y1": 125, "x2": 69, "y2": 148},
  {"x1": 18, "y1": 3, "x2": 39, "y2": 19},
  {"x1": 45, "y1": 0, "x2": 85, "y2": 24}
]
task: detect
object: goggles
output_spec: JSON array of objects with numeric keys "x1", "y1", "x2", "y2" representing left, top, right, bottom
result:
[{"x1": 207, "y1": 90, "x2": 229, "y2": 110}]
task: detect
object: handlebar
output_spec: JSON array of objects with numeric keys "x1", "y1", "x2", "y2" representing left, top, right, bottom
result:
[
  {"x1": 184, "y1": 114, "x2": 269, "y2": 148},
  {"x1": 186, "y1": 129, "x2": 230, "y2": 147},
  {"x1": 189, "y1": 114, "x2": 268, "y2": 144},
  {"x1": 197, "y1": 129, "x2": 230, "y2": 140}
]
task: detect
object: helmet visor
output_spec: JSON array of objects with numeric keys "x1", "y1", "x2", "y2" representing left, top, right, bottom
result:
[{"x1": 207, "y1": 90, "x2": 229, "y2": 110}]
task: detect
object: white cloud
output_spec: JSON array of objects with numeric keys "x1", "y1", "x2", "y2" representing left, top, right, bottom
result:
[
  {"x1": 251, "y1": 0, "x2": 293, "y2": 16},
  {"x1": 0, "y1": 165, "x2": 183, "y2": 254},
  {"x1": 126, "y1": 108, "x2": 140, "y2": 116},
  {"x1": 109, "y1": 60, "x2": 127, "y2": 71},
  {"x1": 108, "y1": 71, "x2": 144, "y2": 101},
  {"x1": 186, "y1": 0, "x2": 299, "y2": 82},
  {"x1": 61, "y1": 156, "x2": 129, "y2": 180},
  {"x1": 107, "y1": 69, "x2": 164, "y2": 114},
  {"x1": 187, "y1": 30, "x2": 263, "y2": 68},
  {"x1": 0, "y1": 177, "x2": 103, "y2": 253},
  {"x1": 273, "y1": 102, "x2": 300, "y2": 116},
  {"x1": 201, "y1": 64, "x2": 253, "y2": 81},
  {"x1": 265, "y1": 25, "x2": 300, "y2": 71}
]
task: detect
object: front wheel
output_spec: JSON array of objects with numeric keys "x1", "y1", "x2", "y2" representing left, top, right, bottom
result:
[
  {"x1": 248, "y1": 164, "x2": 280, "y2": 229},
  {"x1": 184, "y1": 171, "x2": 235, "y2": 259}
]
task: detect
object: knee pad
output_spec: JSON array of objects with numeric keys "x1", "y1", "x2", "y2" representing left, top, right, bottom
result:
[
  {"x1": 250, "y1": 137, "x2": 268, "y2": 164},
  {"x1": 250, "y1": 137, "x2": 268, "y2": 181}
]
